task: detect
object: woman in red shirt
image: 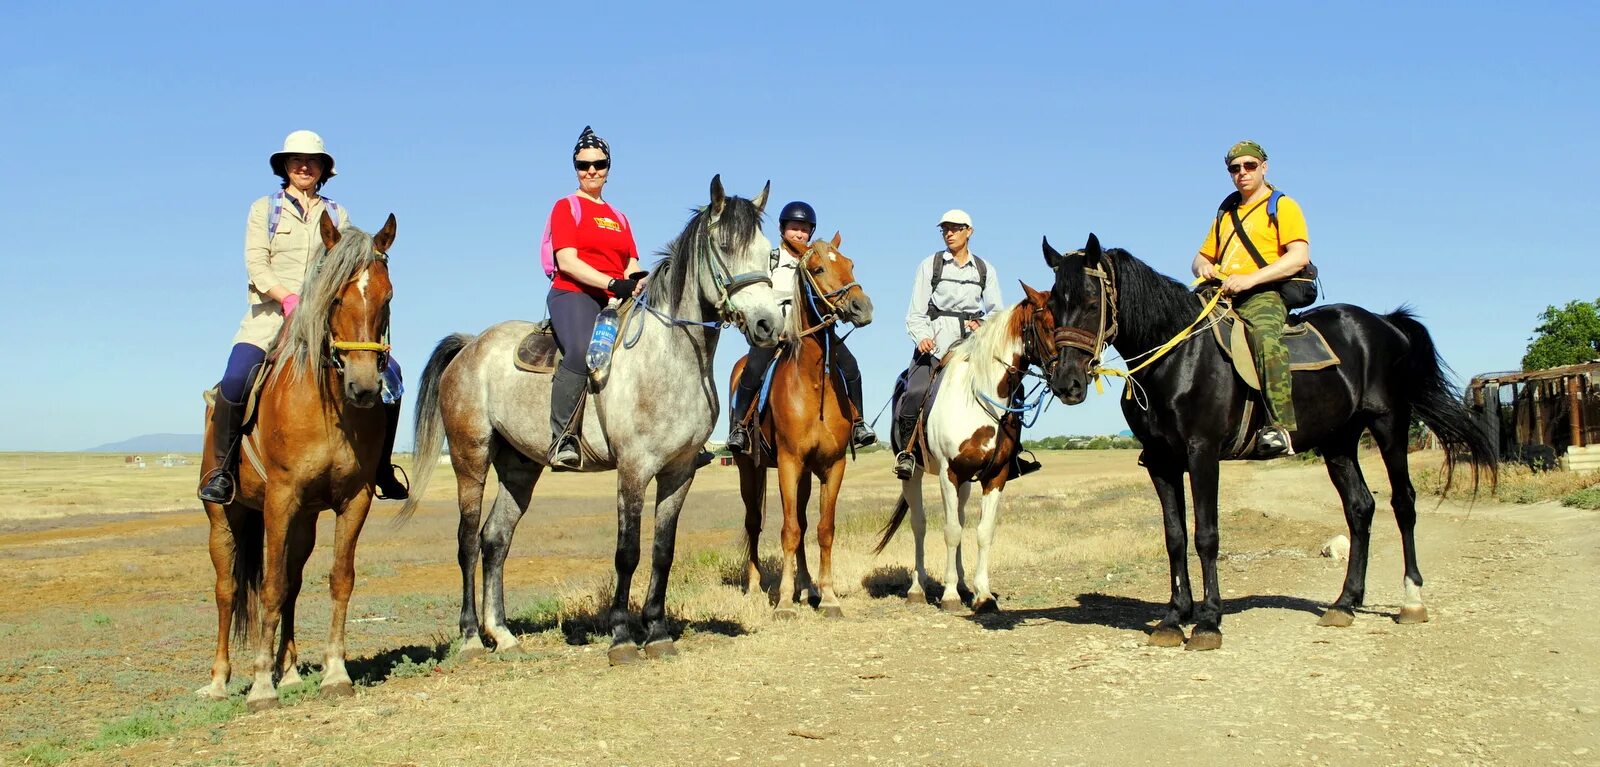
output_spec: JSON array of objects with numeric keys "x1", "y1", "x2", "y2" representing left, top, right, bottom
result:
[{"x1": 546, "y1": 126, "x2": 645, "y2": 469}]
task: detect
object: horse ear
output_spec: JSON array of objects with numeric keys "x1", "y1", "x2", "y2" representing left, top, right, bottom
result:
[
  {"x1": 830, "y1": 230, "x2": 842, "y2": 248},
  {"x1": 1020, "y1": 281, "x2": 1048, "y2": 306},
  {"x1": 709, "y1": 174, "x2": 727, "y2": 215},
  {"x1": 752, "y1": 180, "x2": 770, "y2": 213},
  {"x1": 1042, "y1": 236, "x2": 1062, "y2": 269},
  {"x1": 372, "y1": 214, "x2": 397, "y2": 254},
  {"x1": 319, "y1": 210, "x2": 341, "y2": 250},
  {"x1": 1083, "y1": 233, "x2": 1103, "y2": 267}
]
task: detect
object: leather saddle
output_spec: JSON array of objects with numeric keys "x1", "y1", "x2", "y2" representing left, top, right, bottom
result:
[
  {"x1": 1205, "y1": 297, "x2": 1341, "y2": 390},
  {"x1": 514, "y1": 320, "x2": 561, "y2": 374}
]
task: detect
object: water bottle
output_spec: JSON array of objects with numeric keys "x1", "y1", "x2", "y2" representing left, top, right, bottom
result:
[{"x1": 587, "y1": 300, "x2": 621, "y2": 372}]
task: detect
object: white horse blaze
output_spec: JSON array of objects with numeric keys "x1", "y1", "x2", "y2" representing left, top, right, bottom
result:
[{"x1": 356, "y1": 267, "x2": 370, "y2": 299}]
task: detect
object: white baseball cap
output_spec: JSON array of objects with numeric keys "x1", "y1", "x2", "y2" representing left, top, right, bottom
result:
[{"x1": 938, "y1": 209, "x2": 972, "y2": 227}]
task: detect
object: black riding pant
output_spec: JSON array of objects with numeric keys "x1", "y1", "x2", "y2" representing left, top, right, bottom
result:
[
  {"x1": 547, "y1": 288, "x2": 603, "y2": 375},
  {"x1": 893, "y1": 352, "x2": 937, "y2": 451}
]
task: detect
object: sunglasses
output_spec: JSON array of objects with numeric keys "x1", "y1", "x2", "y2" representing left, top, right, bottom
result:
[
  {"x1": 574, "y1": 158, "x2": 611, "y2": 172},
  {"x1": 939, "y1": 224, "x2": 969, "y2": 233},
  {"x1": 1227, "y1": 160, "x2": 1261, "y2": 175}
]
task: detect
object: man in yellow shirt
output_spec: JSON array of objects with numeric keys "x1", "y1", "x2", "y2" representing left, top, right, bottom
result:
[{"x1": 1192, "y1": 140, "x2": 1310, "y2": 457}]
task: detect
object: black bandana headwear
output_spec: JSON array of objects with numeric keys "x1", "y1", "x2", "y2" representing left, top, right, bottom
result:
[{"x1": 574, "y1": 126, "x2": 610, "y2": 160}]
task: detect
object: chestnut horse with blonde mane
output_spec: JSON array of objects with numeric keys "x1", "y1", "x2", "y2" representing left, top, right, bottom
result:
[
  {"x1": 730, "y1": 234, "x2": 873, "y2": 617},
  {"x1": 873, "y1": 285, "x2": 1069, "y2": 612},
  {"x1": 197, "y1": 212, "x2": 398, "y2": 711}
]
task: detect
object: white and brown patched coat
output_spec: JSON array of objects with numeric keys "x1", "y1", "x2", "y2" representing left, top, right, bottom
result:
[{"x1": 231, "y1": 194, "x2": 349, "y2": 348}]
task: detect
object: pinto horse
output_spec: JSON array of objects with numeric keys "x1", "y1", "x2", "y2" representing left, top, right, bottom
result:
[
  {"x1": 873, "y1": 285, "x2": 1066, "y2": 613},
  {"x1": 403, "y1": 177, "x2": 782, "y2": 664},
  {"x1": 1043, "y1": 234, "x2": 1496, "y2": 650},
  {"x1": 730, "y1": 233, "x2": 873, "y2": 617},
  {"x1": 198, "y1": 212, "x2": 398, "y2": 709}
]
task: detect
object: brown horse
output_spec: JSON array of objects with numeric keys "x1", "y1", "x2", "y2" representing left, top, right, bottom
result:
[
  {"x1": 731, "y1": 234, "x2": 873, "y2": 616},
  {"x1": 197, "y1": 212, "x2": 397, "y2": 711}
]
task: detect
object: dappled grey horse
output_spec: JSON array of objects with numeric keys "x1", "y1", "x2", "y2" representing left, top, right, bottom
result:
[{"x1": 403, "y1": 177, "x2": 780, "y2": 664}]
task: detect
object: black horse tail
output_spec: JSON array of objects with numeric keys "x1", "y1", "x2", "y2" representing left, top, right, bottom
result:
[
  {"x1": 872, "y1": 496, "x2": 911, "y2": 555},
  {"x1": 229, "y1": 508, "x2": 264, "y2": 644},
  {"x1": 397, "y1": 332, "x2": 475, "y2": 524},
  {"x1": 1386, "y1": 307, "x2": 1499, "y2": 494}
]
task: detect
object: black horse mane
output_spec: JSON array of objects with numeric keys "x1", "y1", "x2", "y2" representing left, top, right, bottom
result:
[{"x1": 649, "y1": 197, "x2": 764, "y2": 310}]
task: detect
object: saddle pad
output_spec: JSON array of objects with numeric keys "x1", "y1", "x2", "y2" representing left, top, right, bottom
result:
[
  {"x1": 1210, "y1": 310, "x2": 1341, "y2": 390},
  {"x1": 514, "y1": 320, "x2": 560, "y2": 374}
]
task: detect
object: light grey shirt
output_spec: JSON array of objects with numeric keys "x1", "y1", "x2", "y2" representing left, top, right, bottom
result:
[
  {"x1": 905, "y1": 250, "x2": 1004, "y2": 358},
  {"x1": 770, "y1": 245, "x2": 801, "y2": 321}
]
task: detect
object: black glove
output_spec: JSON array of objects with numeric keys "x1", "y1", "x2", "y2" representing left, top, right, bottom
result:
[{"x1": 607, "y1": 271, "x2": 649, "y2": 298}]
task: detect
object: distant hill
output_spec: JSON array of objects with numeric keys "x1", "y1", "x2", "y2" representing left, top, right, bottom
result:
[{"x1": 85, "y1": 433, "x2": 203, "y2": 453}]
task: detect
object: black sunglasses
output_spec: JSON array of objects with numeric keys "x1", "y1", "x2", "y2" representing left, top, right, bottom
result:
[
  {"x1": 1227, "y1": 160, "x2": 1261, "y2": 175},
  {"x1": 574, "y1": 158, "x2": 611, "y2": 172}
]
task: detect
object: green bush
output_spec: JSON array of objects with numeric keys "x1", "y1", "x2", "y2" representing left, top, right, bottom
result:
[{"x1": 1561, "y1": 485, "x2": 1600, "y2": 509}]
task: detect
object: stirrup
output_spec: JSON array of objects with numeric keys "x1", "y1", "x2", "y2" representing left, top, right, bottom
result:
[
  {"x1": 893, "y1": 451, "x2": 917, "y2": 480},
  {"x1": 1009, "y1": 450, "x2": 1042, "y2": 479},
  {"x1": 851, "y1": 421, "x2": 877, "y2": 448},
  {"x1": 375, "y1": 464, "x2": 410, "y2": 501},
  {"x1": 726, "y1": 424, "x2": 751, "y2": 454},
  {"x1": 548, "y1": 435, "x2": 581, "y2": 470},
  {"x1": 197, "y1": 468, "x2": 236, "y2": 505},
  {"x1": 1254, "y1": 426, "x2": 1295, "y2": 458}
]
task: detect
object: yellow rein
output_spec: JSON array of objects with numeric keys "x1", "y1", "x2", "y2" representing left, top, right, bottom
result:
[{"x1": 1089, "y1": 277, "x2": 1227, "y2": 398}]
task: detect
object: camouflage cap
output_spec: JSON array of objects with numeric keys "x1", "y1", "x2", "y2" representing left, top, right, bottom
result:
[{"x1": 1225, "y1": 140, "x2": 1267, "y2": 163}]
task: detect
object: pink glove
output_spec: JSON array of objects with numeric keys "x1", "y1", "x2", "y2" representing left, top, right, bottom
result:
[{"x1": 281, "y1": 293, "x2": 300, "y2": 317}]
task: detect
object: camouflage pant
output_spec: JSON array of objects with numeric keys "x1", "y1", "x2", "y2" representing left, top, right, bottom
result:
[{"x1": 1237, "y1": 290, "x2": 1298, "y2": 432}]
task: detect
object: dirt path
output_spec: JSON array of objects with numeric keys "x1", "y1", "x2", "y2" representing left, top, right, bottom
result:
[{"x1": 12, "y1": 455, "x2": 1600, "y2": 766}]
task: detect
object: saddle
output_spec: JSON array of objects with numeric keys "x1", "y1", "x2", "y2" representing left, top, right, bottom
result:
[
  {"x1": 1206, "y1": 298, "x2": 1341, "y2": 390},
  {"x1": 514, "y1": 320, "x2": 561, "y2": 374}
]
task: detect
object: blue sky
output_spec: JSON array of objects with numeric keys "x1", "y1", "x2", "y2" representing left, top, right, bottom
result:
[{"x1": 2, "y1": 2, "x2": 1596, "y2": 451}]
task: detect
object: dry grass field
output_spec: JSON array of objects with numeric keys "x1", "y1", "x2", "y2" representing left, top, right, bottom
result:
[{"x1": 1, "y1": 450, "x2": 1597, "y2": 766}]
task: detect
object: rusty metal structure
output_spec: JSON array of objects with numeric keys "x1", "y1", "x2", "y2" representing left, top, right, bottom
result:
[{"x1": 1468, "y1": 362, "x2": 1600, "y2": 455}]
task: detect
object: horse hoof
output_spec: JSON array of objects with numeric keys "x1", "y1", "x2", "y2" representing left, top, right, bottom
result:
[
  {"x1": 245, "y1": 695, "x2": 279, "y2": 713},
  {"x1": 320, "y1": 681, "x2": 355, "y2": 699},
  {"x1": 773, "y1": 607, "x2": 799, "y2": 621},
  {"x1": 971, "y1": 598, "x2": 1000, "y2": 615},
  {"x1": 1148, "y1": 626, "x2": 1185, "y2": 648},
  {"x1": 1185, "y1": 630, "x2": 1222, "y2": 652},
  {"x1": 820, "y1": 605, "x2": 845, "y2": 619},
  {"x1": 905, "y1": 592, "x2": 927, "y2": 607},
  {"x1": 278, "y1": 668, "x2": 304, "y2": 688},
  {"x1": 1319, "y1": 608, "x2": 1356, "y2": 628},
  {"x1": 644, "y1": 641, "x2": 679, "y2": 660},
  {"x1": 607, "y1": 645, "x2": 643, "y2": 666},
  {"x1": 939, "y1": 598, "x2": 965, "y2": 613},
  {"x1": 1396, "y1": 605, "x2": 1430, "y2": 625}
]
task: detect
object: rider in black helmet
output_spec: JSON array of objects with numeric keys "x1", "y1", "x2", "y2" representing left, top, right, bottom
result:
[{"x1": 726, "y1": 200, "x2": 876, "y2": 454}]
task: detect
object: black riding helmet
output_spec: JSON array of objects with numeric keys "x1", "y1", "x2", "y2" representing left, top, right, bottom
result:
[{"x1": 778, "y1": 201, "x2": 817, "y2": 229}]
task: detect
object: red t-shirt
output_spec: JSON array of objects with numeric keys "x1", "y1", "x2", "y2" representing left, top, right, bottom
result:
[{"x1": 548, "y1": 196, "x2": 638, "y2": 299}]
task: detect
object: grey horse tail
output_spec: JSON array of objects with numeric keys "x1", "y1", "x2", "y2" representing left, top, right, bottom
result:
[
  {"x1": 397, "y1": 333, "x2": 475, "y2": 524},
  {"x1": 872, "y1": 495, "x2": 911, "y2": 555}
]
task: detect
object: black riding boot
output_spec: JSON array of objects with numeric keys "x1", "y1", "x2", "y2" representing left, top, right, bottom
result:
[
  {"x1": 548, "y1": 367, "x2": 586, "y2": 470},
  {"x1": 844, "y1": 369, "x2": 876, "y2": 447},
  {"x1": 374, "y1": 400, "x2": 409, "y2": 500},
  {"x1": 1007, "y1": 450, "x2": 1042, "y2": 479},
  {"x1": 892, "y1": 413, "x2": 920, "y2": 480},
  {"x1": 197, "y1": 396, "x2": 244, "y2": 503},
  {"x1": 725, "y1": 373, "x2": 761, "y2": 454}
]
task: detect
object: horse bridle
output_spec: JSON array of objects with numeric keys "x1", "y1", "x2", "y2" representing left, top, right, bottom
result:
[
  {"x1": 695, "y1": 213, "x2": 773, "y2": 330},
  {"x1": 793, "y1": 244, "x2": 863, "y2": 338},
  {"x1": 1052, "y1": 259, "x2": 1119, "y2": 382},
  {"x1": 326, "y1": 251, "x2": 393, "y2": 373}
]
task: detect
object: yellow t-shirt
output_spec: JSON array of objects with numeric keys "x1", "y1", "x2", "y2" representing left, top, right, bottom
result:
[{"x1": 1197, "y1": 192, "x2": 1309, "y2": 276}]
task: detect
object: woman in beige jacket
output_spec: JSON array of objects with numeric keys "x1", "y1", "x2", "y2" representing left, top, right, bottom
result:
[{"x1": 198, "y1": 130, "x2": 408, "y2": 503}]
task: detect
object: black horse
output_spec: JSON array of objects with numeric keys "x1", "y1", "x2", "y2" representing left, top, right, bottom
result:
[{"x1": 1043, "y1": 234, "x2": 1496, "y2": 650}]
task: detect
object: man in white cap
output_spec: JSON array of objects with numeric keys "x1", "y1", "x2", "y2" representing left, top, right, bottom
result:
[{"x1": 891, "y1": 209, "x2": 1004, "y2": 479}]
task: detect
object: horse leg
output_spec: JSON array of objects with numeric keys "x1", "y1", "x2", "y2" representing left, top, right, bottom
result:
[
  {"x1": 607, "y1": 468, "x2": 649, "y2": 665},
  {"x1": 1186, "y1": 458, "x2": 1224, "y2": 651},
  {"x1": 641, "y1": 462, "x2": 696, "y2": 659},
  {"x1": 815, "y1": 461, "x2": 846, "y2": 618},
  {"x1": 197, "y1": 503, "x2": 247, "y2": 700},
  {"x1": 903, "y1": 472, "x2": 930, "y2": 605},
  {"x1": 275, "y1": 514, "x2": 317, "y2": 688},
  {"x1": 971, "y1": 480, "x2": 1004, "y2": 614},
  {"x1": 774, "y1": 457, "x2": 804, "y2": 618},
  {"x1": 738, "y1": 460, "x2": 767, "y2": 596},
  {"x1": 794, "y1": 470, "x2": 819, "y2": 608},
  {"x1": 1146, "y1": 460, "x2": 1191, "y2": 647},
  {"x1": 481, "y1": 451, "x2": 540, "y2": 652},
  {"x1": 320, "y1": 491, "x2": 374, "y2": 698},
  {"x1": 937, "y1": 472, "x2": 966, "y2": 612},
  {"x1": 451, "y1": 442, "x2": 493, "y2": 659},
  {"x1": 1319, "y1": 431, "x2": 1376, "y2": 628},
  {"x1": 246, "y1": 490, "x2": 299, "y2": 711},
  {"x1": 1372, "y1": 413, "x2": 1429, "y2": 624}
]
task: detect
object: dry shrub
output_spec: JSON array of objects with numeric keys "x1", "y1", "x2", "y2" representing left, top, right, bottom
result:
[{"x1": 1415, "y1": 460, "x2": 1599, "y2": 504}]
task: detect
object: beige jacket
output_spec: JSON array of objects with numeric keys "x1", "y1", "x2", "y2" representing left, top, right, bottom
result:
[{"x1": 231, "y1": 193, "x2": 349, "y2": 348}]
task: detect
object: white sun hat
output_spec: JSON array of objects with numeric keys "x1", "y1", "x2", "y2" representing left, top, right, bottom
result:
[{"x1": 269, "y1": 130, "x2": 337, "y2": 178}]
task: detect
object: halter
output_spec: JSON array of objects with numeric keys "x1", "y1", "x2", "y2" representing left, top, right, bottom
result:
[
  {"x1": 792, "y1": 244, "x2": 863, "y2": 340},
  {"x1": 1052, "y1": 260, "x2": 1120, "y2": 388},
  {"x1": 326, "y1": 251, "x2": 393, "y2": 372},
  {"x1": 625, "y1": 208, "x2": 774, "y2": 345},
  {"x1": 974, "y1": 301, "x2": 1061, "y2": 429}
]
